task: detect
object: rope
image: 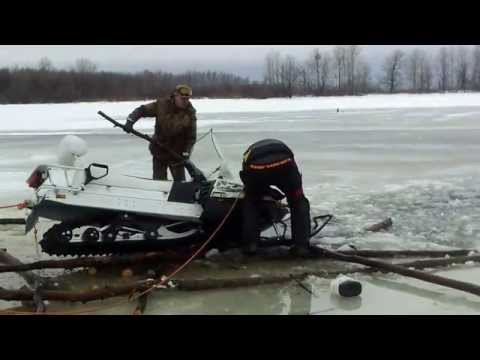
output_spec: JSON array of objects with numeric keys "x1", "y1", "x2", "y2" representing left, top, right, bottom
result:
[
  {"x1": 0, "y1": 201, "x2": 28, "y2": 210},
  {"x1": 33, "y1": 225, "x2": 41, "y2": 259},
  {"x1": 0, "y1": 297, "x2": 135, "y2": 316},
  {"x1": 131, "y1": 196, "x2": 240, "y2": 300}
]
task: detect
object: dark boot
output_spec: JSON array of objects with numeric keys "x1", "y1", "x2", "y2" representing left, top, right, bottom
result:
[{"x1": 288, "y1": 196, "x2": 312, "y2": 257}]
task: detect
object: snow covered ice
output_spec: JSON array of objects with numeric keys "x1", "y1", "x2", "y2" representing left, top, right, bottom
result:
[
  {"x1": 3, "y1": 93, "x2": 480, "y2": 252},
  {"x1": 2, "y1": 92, "x2": 480, "y2": 314}
]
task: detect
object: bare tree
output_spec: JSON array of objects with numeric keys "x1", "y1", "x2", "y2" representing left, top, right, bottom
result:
[
  {"x1": 471, "y1": 45, "x2": 480, "y2": 91},
  {"x1": 263, "y1": 50, "x2": 284, "y2": 96},
  {"x1": 382, "y1": 49, "x2": 404, "y2": 93},
  {"x1": 264, "y1": 51, "x2": 276, "y2": 85},
  {"x1": 345, "y1": 45, "x2": 361, "y2": 95},
  {"x1": 320, "y1": 54, "x2": 331, "y2": 94},
  {"x1": 455, "y1": 46, "x2": 470, "y2": 91},
  {"x1": 280, "y1": 55, "x2": 300, "y2": 98},
  {"x1": 0, "y1": 68, "x2": 11, "y2": 103},
  {"x1": 306, "y1": 49, "x2": 330, "y2": 95},
  {"x1": 307, "y1": 49, "x2": 323, "y2": 94},
  {"x1": 418, "y1": 53, "x2": 433, "y2": 92},
  {"x1": 356, "y1": 60, "x2": 371, "y2": 94},
  {"x1": 406, "y1": 49, "x2": 423, "y2": 92},
  {"x1": 436, "y1": 47, "x2": 450, "y2": 92},
  {"x1": 298, "y1": 61, "x2": 310, "y2": 95},
  {"x1": 447, "y1": 46, "x2": 457, "y2": 91},
  {"x1": 38, "y1": 57, "x2": 54, "y2": 72},
  {"x1": 75, "y1": 58, "x2": 98, "y2": 73},
  {"x1": 333, "y1": 46, "x2": 347, "y2": 93},
  {"x1": 273, "y1": 52, "x2": 283, "y2": 86}
]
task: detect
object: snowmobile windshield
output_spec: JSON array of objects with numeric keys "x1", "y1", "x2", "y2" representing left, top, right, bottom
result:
[{"x1": 190, "y1": 129, "x2": 235, "y2": 181}]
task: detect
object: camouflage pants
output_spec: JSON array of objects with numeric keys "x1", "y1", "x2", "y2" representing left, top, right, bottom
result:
[{"x1": 152, "y1": 158, "x2": 186, "y2": 181}]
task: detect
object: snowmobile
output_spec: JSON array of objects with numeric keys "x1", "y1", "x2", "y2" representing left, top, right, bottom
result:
[{"x1": 24, "y1": 111, "x2": 331, "y2": 257}]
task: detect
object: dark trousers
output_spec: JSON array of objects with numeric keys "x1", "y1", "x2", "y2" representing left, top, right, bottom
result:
[
  {"x1": 153, "y1": 158, "x2": 186, "y2": 181},
  {"x1": 240, "y1": 161, "x2": 311, "y2": 248}
]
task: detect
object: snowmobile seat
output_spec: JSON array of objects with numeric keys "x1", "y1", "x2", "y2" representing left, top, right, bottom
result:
[{"x1": 168, "y1": 181, "x2": 200, "y2": 204}]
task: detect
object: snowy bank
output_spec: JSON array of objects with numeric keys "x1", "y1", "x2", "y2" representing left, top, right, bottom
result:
[{"x1": 1, "y1": 93, "x2": 480, "y2": 133}]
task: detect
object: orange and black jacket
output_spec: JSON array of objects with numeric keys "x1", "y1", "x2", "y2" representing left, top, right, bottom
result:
[{"x1": 242, "y1": 139, "x2": 295, "y2": 170}]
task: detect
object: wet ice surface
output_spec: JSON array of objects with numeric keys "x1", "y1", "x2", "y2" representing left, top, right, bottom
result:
[
  {"x1": 11, "y1": 266, "x2": 480, "y2": 315},
  {"x1": 2, "y1": 99, "x2": 480, "y2": 314}
]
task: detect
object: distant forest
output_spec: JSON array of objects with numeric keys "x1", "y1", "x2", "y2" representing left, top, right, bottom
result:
[{"x1": 1, "y1": 45, "x2": 480, "y2": 104}]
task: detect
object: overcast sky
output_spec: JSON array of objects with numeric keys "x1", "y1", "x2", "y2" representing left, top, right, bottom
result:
[{"x1": 0, "y1": 45, "x2": 468, "y2": 81}]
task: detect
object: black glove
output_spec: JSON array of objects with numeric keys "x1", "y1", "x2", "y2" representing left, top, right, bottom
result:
[{"x1": 124, "y1": 119, "x2": 134, "y2": 133}]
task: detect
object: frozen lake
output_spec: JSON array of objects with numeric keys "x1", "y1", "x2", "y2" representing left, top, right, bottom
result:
[{"x1": 1, "y1": 93, "x2": 480, "y2": 314}]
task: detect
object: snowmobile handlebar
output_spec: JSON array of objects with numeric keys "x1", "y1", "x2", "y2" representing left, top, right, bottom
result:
[{"x1": 97, "y1": 111, "x2": 206, "y2": 182}]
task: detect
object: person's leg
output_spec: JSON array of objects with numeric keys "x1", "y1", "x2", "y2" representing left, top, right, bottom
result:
[
  {"x1": 274, "y1": 163, "x2": 312, "y2": 255},
  {"x1": 289, "y1": 195, "x2": 311, "y2": 251},
  {"x1": 169, "y1": 164, "x2": 186, "y2": 182},
  {"x1": 153, "y1": 158, "x2": 168, "y2": 180},
  {"x1": 242, "y1": 192, "x2": 261, "y2": 255},
  {"x1": 240, "y1": 170, "x2": 268, "y2": 255}
]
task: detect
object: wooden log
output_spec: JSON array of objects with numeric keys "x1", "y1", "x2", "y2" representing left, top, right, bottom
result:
[
  {"x1": 2, "y1": 250, "x2": 480, "y2": 304},
  {"x1": 393, "y1": 255, "x2": 480, "y2": 270},
  {"x1": 175, "y1": 274, "x2": 310, "y2": 291},
  {"x1": 351, "y1": 256, "x2": 480, "y2": 275},
  {"x1": 173, "y1": 270, "x2": 348, "y2": 291},
  {"x1": 0, "y1": 279, "x2": 155, "y2": 303},
  {"x1": 336, "y1": 249, "x2": 476, "y2": 258},
  {"x1": 0, "y1": 250, "x2": 45, "y2": 289},
  {"x1": 0, "y1": 249, "x2": 476, "y2": 274},
  {"x1": 0, "y1": 270, "x2": 341, "y2": 302},
  {"x1": 0, "y1": 251, "x2": 185, "y2": 273},
  {"x1": 237, "y1": 249, "x2": 477, "y2": 264},
  {"x1": 176, "y1": 254, "x2": 480, "y2": 292},
  {"x1": 0, "y1": 218, "x2": 25, "y2": 225},
  {"x1": 313, "y1": 246, "x2": 480, "y2": 297},
  {"x1": 0, "y1": 249, "x2": 47, "y2": 312}
]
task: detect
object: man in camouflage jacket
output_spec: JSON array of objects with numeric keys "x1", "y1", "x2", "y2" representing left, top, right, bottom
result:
[{"x1": 125, "y1": 84, "x2": 197, "y2": 181}]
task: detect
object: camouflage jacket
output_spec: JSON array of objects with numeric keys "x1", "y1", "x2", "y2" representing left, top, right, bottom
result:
[{"x1": 128, "y1": 97, "x2": 197, "y2": 164}]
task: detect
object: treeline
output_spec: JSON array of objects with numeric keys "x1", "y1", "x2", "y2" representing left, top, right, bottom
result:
[
  {"x1": 264, "y1": 47, "x2": 369, "y2": 97},
  {"x1": 265, "y1": 45, "x2": 480, "y2": 97},
  {"x1": 0, "y1": 57, "x2": 263, "y2": 104},
  {"x1": 0, "y1": 46, "x2": 480, "y2": 104},
  {"x1": 381, "y1": 46, "x2": 480, "y2": 93}
]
